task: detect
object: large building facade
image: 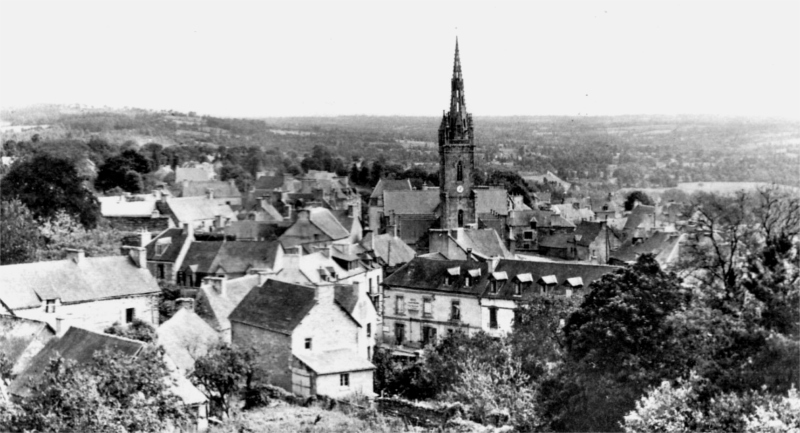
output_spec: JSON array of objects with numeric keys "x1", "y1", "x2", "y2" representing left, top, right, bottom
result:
[{"x1": 438, "y1": 39, "x2": 477, "y2": 230}]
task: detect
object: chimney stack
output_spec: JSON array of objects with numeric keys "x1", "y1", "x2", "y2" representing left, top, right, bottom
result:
[
  {"x1": 315, "y1": 282, "x2": 335, "y2": 305},
  {"x1": 175, "y1": 297, "x2": 195, "y2": 311},
  {"x1": 183, "y1": 222, "x2": 194, "y2": 238},
  {"x1": 65, "y1": 249, "x2": 85, "y2": 265},
  {"x1": 206, "y1": 188, "x2": 214, "y2": 200},
  {"x1": 55, "y1": 315, "x2": 70, "y2": 337},
  {"x1": 140, "y1": 229, "x2": 151, "y2": 247},
  {"x1": 489, "y1": 256, "x2": 500, "y2": 273},
  {"x1": 203, "y1": 276, "x2": 227, "y2": 297},
  {"x1": 466, "y1": 248, "x2": 473, "y2": 262},
  {"x1": 215, "y1": 214, "x2": 224, "y2": 229}
]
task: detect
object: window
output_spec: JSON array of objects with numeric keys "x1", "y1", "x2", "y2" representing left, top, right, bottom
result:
[
  {"x1": 340, "y1": 373, "x2": 350, "y2": 387},
  {"x1": 367, "y1": 346, "x2": 371, "y2": 360},
  {"x1": 423, "y1": 326, "x2": 437, "y2": 346},
  {"x1": 45, "y1": 299, "x2": 56, "y2": 314},
  {"x1": 176, "y1": 271, "x2": 185, "y2": 286},
  {"x1": 491, "y1": 279, "x2": 498, "y2": 294},
  {"x1": 446, "y1": 275, "x2": 454, "y2": 286},
  {"x1": 515, "y1": 281, "x2": 522, "y2": 296},
  {"x1": 125, "y1": 308, "x2": 135, "y2": 323},
  {"x1": 156, "y1": 243, "x2": 168, "y2": 256},
  {"x1": 489, "y1": 307, "x2": 498, "y2": 329},
  {"x1": 451, "y1": 300, "x2": 461, "y2": 321},
  {"x1": 305, "y1": 338, "x2": 312, "y2": 350},
  {"x1": 367, "y1": 323, "x2": 372, "y2": 338},
  {"x1": 422, "y1": 297, "x2": 432, "y2": 318},
  {"x1": 395, "y1": 323, "x2": 405, "y2": 345},
  {"x1": 395, "y1": 296, "x2": 405, "y2": 315},
  {"x1": 464, "y1": 276, "x2": 471, "y2": 287},
  {"x1": 523, "y1": 231, "x2": 534, "y2": 240},
  {"x1": 369, "y1": 278, "x2": 373, "y2": 293},
  {"x1": 157, "y1": 264, "x2": 165, "y2": 280},
  {"x1": 458, "y1": 210, "x2": 464, "y2": 227},
  {"x1": 456, "y1": 161, "x2": 463, "y2": 182}
]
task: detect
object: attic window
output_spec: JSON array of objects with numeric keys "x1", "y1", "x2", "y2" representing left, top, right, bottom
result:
[
  {"x1": 514, "y1": 281, "x2": 522, "y2": 296},
  {"x1": 523, "y1": 231, "x2": 534, "y2": 240},
  {"x1": 155, "y1": 238, "x2": 171, "y2": 256},
  {"x1": 565, "y1": 277, "x2": 584, "y2": 289},
  {"x1": 305, "y1": 338, "x2": 312, "y2": 350},
  {"x1": 45, "y1": 299, "x2": 56, "y2": 313}
]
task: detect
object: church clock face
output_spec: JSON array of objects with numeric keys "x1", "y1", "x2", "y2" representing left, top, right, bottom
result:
[{"x1": 456, "y1": 185, "x2": 464, "y2": 193}]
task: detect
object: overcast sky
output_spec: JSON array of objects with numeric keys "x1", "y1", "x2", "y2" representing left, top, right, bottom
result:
[{"x1": 1, "y1": 0, "x2": 798, "y2": 119}]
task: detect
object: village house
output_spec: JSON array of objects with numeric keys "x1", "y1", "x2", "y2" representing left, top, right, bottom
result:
[
  {"x1": 428, "y1": 227, "x2": 514, "y2": 260},
  {"x1": 229, "y1": 280, "x2": 375, "y2": 398},
  {"x1": 195, "y1": 275, "x2": 264, "y2": 342},
  {"x1": 0, "y1": 248, "x2": 160, "y2": 333},
  {"x1": 278, "y1": 207, "x2": 354, "y2": 253},
  {"x1": 97, "y1": 191, "x2": 172, "y2": 232},
  {"x1": 9, "y1": 327, "x2": 209, "y2": 432},
  {"x1": 609, "y1": 230, "x2": 685, "y2": 269},
  {"x1": 381, "y1": 189, "x2": 441, "y2": 245},
  {"x1": 156, "y1": 196, "x2": 237, "y2": 232},
  {"x1": 381, "y1": 256, "x2": 620, "y2": 350},
  {"x1": 537, "y1": 221, "x2": 621, "y2": 263},
  {"x1": 368, "y1": 178, "x2": 413, "y2": 230},
  {"x1": 179, "y1": 179, "x2": 243, "y2": 206},
  {"x1": 156, "y1": 307, "x2": 220, "y2": 374}
]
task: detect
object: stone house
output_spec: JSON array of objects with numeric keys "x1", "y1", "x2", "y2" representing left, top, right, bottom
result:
[
  {"x1": 156, "y1": 307, "x2": 220, "y2": 374},
  {"x1": 229, "y1": 280, "x2": 374, "y2": 398},
  {"x1": 0, "y1": 249, "x2": 160, "y2": 333},
  {"x1": 368, "y1": 178, "x2": 413, "y2": 231},
  {"x1": 195, "y1": 275, "x2": 263, "y2": 342},
  {"x1": 180, "y1": 180, "x2": 242, "y2": 206},
  {"x1": 278, "y1": 208, "x2": 353, "y2": 253}
]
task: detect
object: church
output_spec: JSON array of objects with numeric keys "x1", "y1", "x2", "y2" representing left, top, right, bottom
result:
[{"x1": 372, "y1": 40, "x2": 513, "y2": 260}]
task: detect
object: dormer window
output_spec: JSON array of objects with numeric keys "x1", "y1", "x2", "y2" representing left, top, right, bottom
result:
[
  {"x1": 514, "y1": 281, "x2": 521, "y2": 296},
  {"x1": 45, "y1": 299, "x2": 56, "y2": 313},
  {"x1": 447, "y1": 266, "x2": 460, "y2": 286},
  {"x1": 155, "y1": 237, "x2": 171, "y2": 256},
  {"x1": 490, "y1": 271, "x2": 508, "y2": 294},
  {"x1": 465, "y1": 276, "x2": 471, "y2": 287}
]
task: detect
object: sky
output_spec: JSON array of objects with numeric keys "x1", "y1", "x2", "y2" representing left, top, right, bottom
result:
[{"x1": 1, "y1": 0, "x2": 798, "y2": 119}]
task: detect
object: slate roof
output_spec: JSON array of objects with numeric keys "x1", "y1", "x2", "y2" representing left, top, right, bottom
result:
[
  {"x1": 371, "y1": 178, "x2": 412, "y2": 199},
  {"x1": 225, "y1": 221, "x2": 288, "y2": 241},
  {"x1": 0, "y1": 316, "x2": 55, "y2": 375},
  {"x1": 611, "y1": 231, "x2": 683, "y2": 264},
  {"x1": 551, "y1": 204, "x2": 594, "y2": 224},
  {"x1": 474, "y1": 188, "x2": 508, "y2": 216},
  {"x1": 181, "y1": 181, "x2": 242, "y2": 198},
  {"x1": 181, "y1": 241, "x2": 282, "y2": 275},
  {"x1": 509, "y1": 210, "x2": 550, "y2": 227},
  {"x1": 383, "y1": 258, "x2": 489, "y2": 295},
  {"x1": 176, "y1": 167, "x2": 212, "y2": 182},
  {"x1": 197, "y1": 275, "x2": 260, "y2": 332},
  {"x1": 254, "y1": 175, "x2": 284, "y2": 190},
  {"x1": 0, "y1": 256, "x2": 160, "y2": 311},
  {"x1": 571, "y1": 221, "x2": 607, "y2": 247},
  {"x1": 294, "y1": 349, "x2": 375, "y2": 375},
  {"x1": 537, "y1": 232, "x2": 574, "y2": 249},
  {"x1": 456, "y1": 229, "x2": 513, "y2": 259},
  {"x1": 228, "y1": 280, "x2": 318, "y2": 335},
  {"x1": 180, "y1": 242, "x2": 224, "y2": 273},
  {"x1": 146, "y1": 228, "x2": 190, "y2": 262},
  {"x1": 165, "y1": 197, "x2": 236, "y2": 223},
  {"x1": 279, "y1": 208, "x2": 350, "y2": 249},
  {"x1": 330, "y1": 209, "x2": 358, "y2": 233},
  {"x1": 334, "y1": 284, "x2": 360, "y2": 315},
  {"x1": 383, "y1": 190, "x2": 440, "y2": 215},
  {"x1": 360, "y1": 233, "x2": 416, "y2": 267},
  {"x1": 482, "y1": 259, "x2": 621, "y2": 301},
  {"x1": 624, "y1": 205, "x2": 657, "y2": 232},
  {"x1": 157, "y1": 308, "x2": 219, "y2": 373},
  {"x1": 10, "y1": 327, "x2": 144, "y2": 397}
]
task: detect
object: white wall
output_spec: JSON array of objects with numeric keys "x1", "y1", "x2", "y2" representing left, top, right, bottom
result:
[
  {"x1": 315, "y1": 370, "x2": 374, "y2": 399},
  {"x1": 10, "y1": 295, "x2": 158, "y2": 333},
  {"x1": 479, "y1": 298, "x2": 517, "y2": 337}
]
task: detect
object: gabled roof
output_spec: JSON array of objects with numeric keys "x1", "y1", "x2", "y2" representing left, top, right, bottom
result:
[
  {"x1": 0, "y1": 316, "x2": 56, "y2": 375},
  {"x1": 551, "y1": 204, "x2": 593, "y2": 224},
  {"x1": 279, "y1": 208, "x2": 350, "y2": 249},
  {"x1": 383, "y1": 258, "x2": 489, "y2": 295},
  {"x1": 371, "y1": 178, "x2": 412, "y2": 199},
  {"x1": 165, "y1": 197, "x2": 236, "y2": 223},
  {"x1": 146, "y1": 228, "x2": 190, "y2": 262},
  {"x1": 10, "y1": 327, "x2": 144, "y2": 397},
  {"x1": 474, "y1": 188, "x2": 508, "y2": 216},
  {"x1": 571, "y1": 221, "x2": 609, "y2": 247},
  {"x1": 624, "y1": 205, "x2": 657, "y2": 232},
  {"x1": 360, "y1": 233, "x2": 416, "y2": 267},
  {"x1": 537, "y1": 232, "x2": 574, "y2": 250},
  {"x1": 611, "y1": 231, "x2": 683, "y2": 264},
  {"x1": 181, "y1": 181, "x2": 242, "y2": 198},
  {"x1": 294, "y1": 349, "x2": 374, "y2": 375},
  {"x1": 0, "y1": 256, "x2": 160, "y2": 310},
  {"x1": 197, "y1": 275, "x2": 260, "y2": 332},
  {"x1": 228, "y1": 280, "x2": 317, "y2": 335},
  {"x1": 330, "y1": 209, "x2": 358, "y2": 233},
  {"x1": 156, "y1": 308, "x2": 219, "y2": 373},
  {"x1": 455, "y1": 229, "x2": 513, "y2": 259},
  {"x1": 181, "y1": 242, "x2": 224, "y2": 273},
  {"x1": 309, "y1": 208, "x2": 350, "y2": 239},
  {"x1": 334, "y1": 284, "x2": 360, "y2": 315},
  {"x1": 383, "y1": 190, "x2": 440, "y2": 215}
]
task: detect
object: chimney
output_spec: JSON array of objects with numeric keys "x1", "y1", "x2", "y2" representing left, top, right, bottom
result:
[
  {"x1": 315, "y1": 282, "x2": 335, "y2": 305},
  {"x1": 489, "y1": 256, "x2": 500, "y2": 273},
  {"x1": 55, "y1": 315, "x2": 70, "y2": 337},
  {"x1": 140, "y1": 229, "x2": 151, "y2": 247},
  {"x1": 153, "y1": 189, "x2": 162, "y2": 201},
  {"x1": 353, "y1": 280, "x2": 361, "y2": 295},
  {"x1": 393, "y1": 222, "x2": 398, "y2": 239},
  {"x1": 203, "y1": 276, "x2": 227, "y2": 297},
  {"x1": 65, "y1": 249, "x2": 85, "y2": 265},
  {"x1": 175, "y1": 297, "x2": 195, "y2": 311},
  {"x1": 255, "y1": 269, "x2": 274, "y2": 286},
  {"x1": 215, "y1": 214, "x2": 224, "y2": 229},
  {"x1": 124, "y1": 246, "x2": 147, "y2": 269},
  {"x1": 348, "y1": 204, "x2": 355, "y2": 218},
  {"x1": 297, "y1": 209, "x2": 310, "y2": 220},
  {"x1": 466, "y1": 248, "x2": 473, "y2": 262},
  {"x1": 183, "y1": 222, "x2": 194, "y2": 237},
  {"x1": 206, "y1": 188, "x2": 214, "y2": 200}
]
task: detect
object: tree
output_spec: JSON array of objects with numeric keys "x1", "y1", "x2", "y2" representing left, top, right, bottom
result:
[
  {"x1": 95, "y1": 149, "x2": 151, "y2": 193},
  {"x1": 191, "y1": 342, "x2": 260, "y2": 417},
  {"x1": 0, "y1": 153, "x2": 100, "y2": 228},
  {"x1": 0, "y1": 199, "x2": 41, "y2": 265},
  {"x1": 37, "y1": 211, "x2": 122, "y2": 260},
  {"x1": 9, "y1": 347, "x2": 188, "y2": 433},
  {"x1": 623, "y1": 190, "x2": 654, "y2": 211}
]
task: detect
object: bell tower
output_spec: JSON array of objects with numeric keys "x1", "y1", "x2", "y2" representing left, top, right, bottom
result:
[{"x1": 438, "y1": 38, "x2": 475, "y2": 229}]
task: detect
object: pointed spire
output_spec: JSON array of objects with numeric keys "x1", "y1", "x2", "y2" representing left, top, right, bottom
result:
[{"x1": 453, "y1": 37, "x2": 462, "y2": 78}]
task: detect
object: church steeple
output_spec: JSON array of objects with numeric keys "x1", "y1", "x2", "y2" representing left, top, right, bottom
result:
[{"x1": 437, "y1": 39, "x2": 476, "y2": 230}]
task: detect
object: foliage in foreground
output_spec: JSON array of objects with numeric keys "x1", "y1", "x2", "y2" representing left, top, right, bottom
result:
[
  {"x1": 3, "y1": 347, "x2": 187, "y2": 433},
  {"x1": 191, "y1": 342, "x2": 261, "y2": 418},
  {"x1": 104, "y1": 319, "x2": 157, "y2": 343}
]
